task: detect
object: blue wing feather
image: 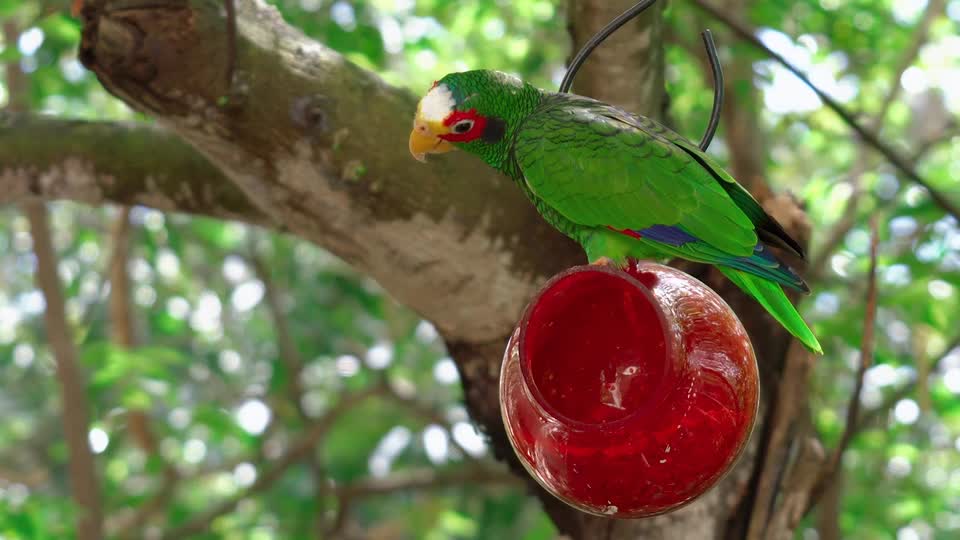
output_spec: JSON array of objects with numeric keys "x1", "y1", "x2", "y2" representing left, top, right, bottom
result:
[{"x1": 630, "y1": 224, "x2": 809, "y2": 293}]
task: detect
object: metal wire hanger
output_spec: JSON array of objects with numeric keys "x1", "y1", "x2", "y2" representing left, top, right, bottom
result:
[{"x1": 558, "y1": 0, "x2": 724, "y2": 152}]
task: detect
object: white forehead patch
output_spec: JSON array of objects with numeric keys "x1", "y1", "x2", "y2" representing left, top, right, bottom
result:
[{"x1": 419, "y1": 84, "x2": 455, "y2": 122}]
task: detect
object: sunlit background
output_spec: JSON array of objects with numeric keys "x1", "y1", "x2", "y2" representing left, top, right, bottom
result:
[{"x1": 2, "y1": 0, "x2": 960, "y2": 538}]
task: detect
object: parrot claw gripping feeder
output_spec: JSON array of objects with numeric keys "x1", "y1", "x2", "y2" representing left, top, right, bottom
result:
[{"x1": 499, "y1": 0, "x2": 760, "y2": 518}]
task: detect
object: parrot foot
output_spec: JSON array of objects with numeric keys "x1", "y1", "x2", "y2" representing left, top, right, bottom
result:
[{"x1": 590, "y1": 257, "x2": 615, "y2": 267}]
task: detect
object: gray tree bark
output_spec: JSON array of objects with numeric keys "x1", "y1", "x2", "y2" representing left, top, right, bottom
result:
[{"x1": 0, "y1": 0, "x2": 814, "y2": 538}]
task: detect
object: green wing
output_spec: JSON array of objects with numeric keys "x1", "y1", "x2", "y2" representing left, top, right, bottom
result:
[
  {"x1": 667, "y1": 131, "x2": 806, "y2": 257},
  {"x1": 512, "y1": 94, "x2": 772, "y2": 258}
]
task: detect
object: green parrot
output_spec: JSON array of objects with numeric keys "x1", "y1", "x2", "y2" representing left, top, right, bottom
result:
[{"x1": 409, "y1": 70, "x2": 821, "y2": 354}]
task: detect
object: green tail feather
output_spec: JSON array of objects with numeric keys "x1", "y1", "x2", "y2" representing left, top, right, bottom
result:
[{"x1": 719, "y1": 266, "x2": 823, "y2": 355}]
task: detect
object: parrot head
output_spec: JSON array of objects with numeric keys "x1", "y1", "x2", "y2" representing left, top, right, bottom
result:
[{"x1": 408, "y1": 70, "x2": 540, "y2": 167}]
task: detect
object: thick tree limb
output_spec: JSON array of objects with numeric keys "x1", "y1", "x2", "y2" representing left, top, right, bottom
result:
[
  {"x1": 76, "y1": 0, "x2": 581, "y2": 346},
  {"x1": 0, "y1": 113, "x2": 264, "y2": 223}
]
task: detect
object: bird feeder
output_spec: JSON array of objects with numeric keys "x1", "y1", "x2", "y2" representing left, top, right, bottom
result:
[{"x1": 499, "y1": 261, "x2": 758, "y2": 517}]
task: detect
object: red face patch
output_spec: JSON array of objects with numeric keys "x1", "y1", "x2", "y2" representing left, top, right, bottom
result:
[{"x1": 439, "y1": 109, "x2": 488, "y2": 143}]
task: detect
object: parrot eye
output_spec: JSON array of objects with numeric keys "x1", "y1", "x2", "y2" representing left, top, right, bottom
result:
[{"x1": 452, "y1": 120, "x2": 474, "y2": 133}]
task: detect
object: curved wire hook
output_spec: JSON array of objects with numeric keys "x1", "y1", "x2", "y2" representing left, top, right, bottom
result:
[
  {"x1": 698, "y1": 30, "x2": 723, "y2": 151},
  {"x1": 558, "y1": 0, "x2": 724, "y2": 152}
]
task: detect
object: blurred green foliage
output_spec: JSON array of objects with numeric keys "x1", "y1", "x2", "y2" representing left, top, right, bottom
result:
[{"x1": 1, "y1": 0, "x2": 960, "y2": 539}]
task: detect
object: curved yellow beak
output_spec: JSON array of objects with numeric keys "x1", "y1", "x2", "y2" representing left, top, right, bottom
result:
[{"x1": 409, "y1": 117, "x2": 455, "y2": 162}]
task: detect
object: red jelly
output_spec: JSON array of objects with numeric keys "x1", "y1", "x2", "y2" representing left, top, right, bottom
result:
[{"x1": 500, "y1": 261, "x2": 758, "y2": 517}]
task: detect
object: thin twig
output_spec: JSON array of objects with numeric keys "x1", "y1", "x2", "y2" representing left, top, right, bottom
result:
[
  {"x1": 249, "y1": 253, "x2": 309, "y2": 419},
  {"x1": 807, "y1": 152, "x2": 871, "y2": 281},
  {"x1": 691, "y1": 0, "x2": 960, "y2": 221},
  {"x1": 249, "y1": 249, "x2": 336, "y2": 533},
  {"x1": 337, "y1": 465, "x2": 520, "y2": 498},
  {"x1": 224, "y1": 0, "x2": 237, "y2": 89},
  {"x1": 806, "y1": 217, "x2": 880, "y2": 509},
  {"x1": 108, "y1": 207, "x2": 135, "y2": 347},
  {"x1": 873, "y1": 0, "x2": 946, "y2": 126},
  {"x1": 324, "y1": 466, "x2": 519, "y2": 536},
  {"x1": 104, "y1": 208, "x2": 183, "y2": 538},
  {"x1": 853, "y1": 333, "x2": 960, "y2": 434},
  {"x1": 25, "y1": 202, "x2": 105, "y2": 540},
  {"x1": 809, "y1": 125, "x2": 955, "y2": 282},
  {"x1": 808, "y1": 0, "x2": 947, "y2": 281},
  {"x1": 162, "y1": 384, "x2": 386, "y2": 539},
  {"x1": 381, "y1": 381, "x2": 475, "y2": 460}
]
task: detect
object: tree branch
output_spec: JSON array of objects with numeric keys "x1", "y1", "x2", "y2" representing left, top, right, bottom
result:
[
  {"x1": 0, "y1": 113, "x2": 265, "y2": 224},
  {"x1": 108, "y1": 207, "x2": 135, "y2": 348},
  {"x1": 808, "y1": 0, "x2": 947, "y2": 281},
  {"x1": 873, "y1": 0, "x2": 946, "y2": 126},
  {"x1": 337, "y1": 465, "x2": 520, "y2": 498},
  {"x1": 162, "y1": 384, "x2": 386, "y2": 539},
  {"x1": 380, "y1": 379, "x2": 475, "y2": 461},
  {"x1": 76, "y1": 0, "x2": 581, "y2": 347},
  {"x1": 852, "y1": 333, "x2": 960, "y2": 435},
  {"x1": 103, "y1": 208, "x2": 182, "y2": 538},
  {"x1": 329, "y1": 465, "x2": 521, "y2": 533},
  {"x1": 25, "y1": 201, "x2": 105, "y2": 540},
  {"x1": 72, "y1": 1, "x2": 576, "y2": 535},
  {"x1": 248, "y1": 252, "x2": 309, "y2": 420},
  {"x1": 691, "y1": 0, "x2": 960, "y2": 221},
  {"x1": 805, "y1": 217, "x2": 880, "y2": 513},
  {"x1": 744, "y1": 342, "x2": 818, "y2": 540}
]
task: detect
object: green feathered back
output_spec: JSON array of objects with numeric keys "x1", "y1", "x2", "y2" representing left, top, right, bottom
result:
[{"x1": 512, "y1": 94, "x2": 758, "y2": 257}]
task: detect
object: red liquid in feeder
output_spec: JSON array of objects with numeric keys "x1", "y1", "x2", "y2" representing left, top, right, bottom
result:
[
  {"x1": 523, "y1": 270, "x2": 667, "y2": 424},
  {"x1": 501, "y1": 263, "x2": 758, "y2": 517}
]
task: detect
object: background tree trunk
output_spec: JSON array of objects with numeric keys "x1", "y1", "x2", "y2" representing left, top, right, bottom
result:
[{"x1": 0, "y1": 0, "x2": 814, "y2": 537}]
